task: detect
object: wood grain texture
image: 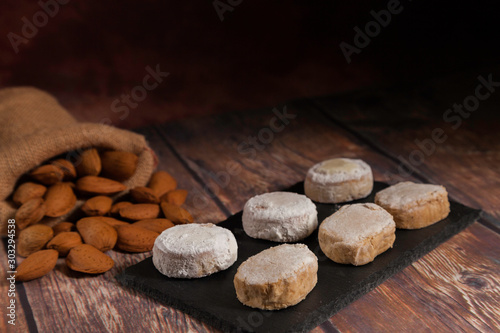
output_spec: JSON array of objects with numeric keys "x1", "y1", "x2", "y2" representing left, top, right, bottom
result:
[
  {"x1": 330, "y1": 222, "x2": 500, "y2": 333},
  {"x1": 0, "y1": 241, "x2": 30, "y2": 333},
  {"x1": 153, "y1": 100, "x2": 499, "y2": 332},
  {"x1": 136, "y1": 127, "x2": 229, "y2": 222},
  {"x1": 312, "y1": 68, "x2": 500, "y2": 223},
  {"x1": 154, "y1": 101, "x2": 414, "y2": 215},
  {"x1": 1, "y1": 128, "x2": 225, "y2": 333},
  {"x1": 24, "y1": 251, "x2": 217, "y2": 333},
  {"x1": 1, "y1": 77, "x2": 499, "y2": 332}
]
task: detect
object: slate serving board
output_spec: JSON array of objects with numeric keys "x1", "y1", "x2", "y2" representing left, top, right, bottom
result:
[{"x1": 116, "y1": 181, "x2": 481, "y2": 333}]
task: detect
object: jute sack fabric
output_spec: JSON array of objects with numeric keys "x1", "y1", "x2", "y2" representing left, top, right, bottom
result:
[{"x1": 0, "y1": 87, "x2": 157, "y2": 234}]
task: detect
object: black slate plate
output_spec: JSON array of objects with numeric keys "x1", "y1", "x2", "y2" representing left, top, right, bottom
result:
[{"x1": 116, "y1": 182, "x2": 481, "y2": 333}]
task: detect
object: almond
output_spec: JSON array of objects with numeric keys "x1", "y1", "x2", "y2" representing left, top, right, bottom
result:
[
  {"x1": 63, "y1": 181, "x2": 76, "y2": 189},
  {"x1": 84, "y1": 216, "x2": 130, "y2": 229},
  {"x1": 18, "y1": 224, "x2": 54, "y2": 257},
  {"x1": 133, "y1": 218, "x2": 174, "y2": 234},
  {"x1": 119, "y1": 204, "x2": 160, "y2": 220},
  {"x1": 81, "y1": 196, "x2": 113, "y2": 216},
  {"x1": 46, "y1": 232, "x2": 82, "y2": 256},
  {"x1": 30, "y1": 164, "x2": 64, "y2": 185},
  {"x1": 15, "y1": 197, "x2": 46, "y2": 229},
  {"x1": 76, "y1": 217, "x2": 117, "y2": 252},
  {"x1": 66, "y1": 244, "x2": 114, "y2": 274},
  {"x1": 130, "y1": 186, "x2": 159, "y2": 204},
  {"x1": 44, "y1": 183, "x2": 77, "y2": 217},
  {"x1": 51, "y1": 158, "x2": 77, "y2": 180},
  {"x1": 52, "y1": 222, "x2": 75, "y2": 236},
  {"x1": 75, "y1": 148, "x2": 101, "y2": 177},
  {"x1": 16, "y1": 249, "x2": 58, "y2": 282},
  {"x1": 13, "y1": 182, "x2": 47, "y2": 206},
  {"x1": 161, "y1": 189, "x2": 188, "y2": 206},
  {"x1": 116, "y1": 225, "x2": 159, "y2": 252},
  {"x1": 109, "y1": 201, "x2": 133, "y2": 216},
  {"x1": 100, "y1": 151, "x2": 138, "y2": 181},
  {"x1": 148, "y1": 171, "x2": 177, "y2": 197},
  {"x1": 160, "y1": 202, "x2": 193, "y2": 224},
  {"x1": 76, "y1": 176, "x2": 126, "y2": 195}
]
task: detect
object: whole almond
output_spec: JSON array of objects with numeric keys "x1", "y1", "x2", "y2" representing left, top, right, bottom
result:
[
  {"x1": 51, "y1": 159, "x2": 77, "y2": 180},
  {"x1": 15, "y1": 198, "x2": 46, "y2": 229},
  {"x1": 13, "y1": 182, "x2": 47, "y2": 206},
  {"x1": 53, "y1": 222, "x2": 75, "y2": 236},
  {"x1": 81, "y1": 196, "x2": 113, "y2": 216},
  {"x1": 30, "y1": 165, "x2": 64, "y2": 185},
  {"x1": 76, "y1": 218, "x2": 117, "y2": 252},
  {"x1": 66, "y1": 244, "x2": 114, "y2": 274},
  {"x1": 130, "y1": 187, "x2": 159, "y2": 204},
  {"x1": 133, "y1": 218, "x2": 174, "y2": 234},
  {"x1": 46, "y1": 232, "x2": 83, "y2": 256},
  {"x1": 76, "y1": 176, "x2": 126, "y2": 195},
  {"x1": 160, "y1": 202, "x2": 193, "y2": 224},
  {"x1": 81, "y1": 216, "x2": 130, "y2": 229},
  {"x1": 119, "y1": 204, "x2": 160, "y2": 220},
  {"x1": 100, "y1": 151, "x2": 138, "y2": 181},
  {"x1": 161, "y1": 189, "x2": 188, "y2": 206},
  {"x1": 76, "y1": 148, "x2": 101, "y2": 177},
  {"x1": 148, "y1": 171, "x2": 177, "y2": 197},
  {"x1": 16, "y1": 249, "x2": 58, "y2": 282},
  {"x1": 44, "y1": 183, "x2": 77, "y2": 217},
  {"x1": 18, "y1": 224, "x2": 54, "y2": 257},
  {"x1": 63, "y1": 181, "x2": 76, "y2": 189},
  {"x1": 109, "y1": 201, "x2": 133, "y2": 216},
  {"x1": 116, "y1": 225, "x2": 159, "y2": 252}
]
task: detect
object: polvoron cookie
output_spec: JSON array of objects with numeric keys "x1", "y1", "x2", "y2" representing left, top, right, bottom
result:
[
  {"x1": 318, "y1": 203, "x2": 395, "y2": 266},
  {"x1": 153, "y1": 223, "x2": 237, "y2": 278},
  {"x1": 234, "y1": 243, "x2": 318, "y2": 310},
  {"x1": 304, "y1": 158, "x2": 373, "y2": 203},
  {"x1": 375, "y1": 181, "x2": 450, "y2": 229},
  {"x1": 242, "y1": 192, "x2": 317, "y2": 242}
]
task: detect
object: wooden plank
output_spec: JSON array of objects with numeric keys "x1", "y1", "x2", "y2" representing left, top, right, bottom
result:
[
  {"x1": 137, "y1": 127, "x2": 230, "y2": 222},
  {"x1": 311, "y1": 68, "x2": 500, "y2": 223},
  {"x1": 154, "y1": 101, "x2": 413, "y2": 215},
  {"x1": 0, "y1": 241, "x2": 30, "y2": 333},
  {"x1": 154, "y1": 101, "x2": 499, "y2": 331},
  {"x1": 4, "y1": 92, "x2": 498, "y2": 332},
  {"x1": 23, "y1": 251, "x2": 219, "y2": 333},
  {"x1": 13, "y1": 128, "x2": 225, "y2": 333},
  {"x1": 330, "y1": 222, "x2": 500, "y2": 333}
]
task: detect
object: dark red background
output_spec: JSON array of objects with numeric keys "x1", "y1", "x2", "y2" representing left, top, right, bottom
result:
[{"x1": 1, "y1": 0, "x2": 498, "y2": 128}]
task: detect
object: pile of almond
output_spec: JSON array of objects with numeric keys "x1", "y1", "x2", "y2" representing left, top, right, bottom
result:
[{"x1": 11, "y1": 148, "x2": 193, "y2": 281}]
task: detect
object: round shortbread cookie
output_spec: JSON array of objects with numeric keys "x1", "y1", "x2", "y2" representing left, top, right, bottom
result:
[
  {"x1": 242, "y1": 192, "x2": 318, "y2": 242},
  {"x1": 374, "y1": 181, "x2": 450, "y2": 229},
  {"x1": 234, "y1": 243, "x2": 318, "y2": 310},
  {"x1": 318, "y1": 203, "x2": 395, "y2": 266},
  {"x1": 304, "y1": 158, "x2": 373, "y2": 203},
  {"x1": 153, "y1": 223, "x2": 237, "y2": 278}
]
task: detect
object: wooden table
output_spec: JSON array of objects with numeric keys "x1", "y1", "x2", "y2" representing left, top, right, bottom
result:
[{"x1": 2, "y1": 69, "x2": 500, "y2": 332}]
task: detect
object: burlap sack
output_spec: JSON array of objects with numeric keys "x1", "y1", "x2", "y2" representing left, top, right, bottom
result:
[{"x1": 0, "y1": 87, "x2": 157, "y2": 235}]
